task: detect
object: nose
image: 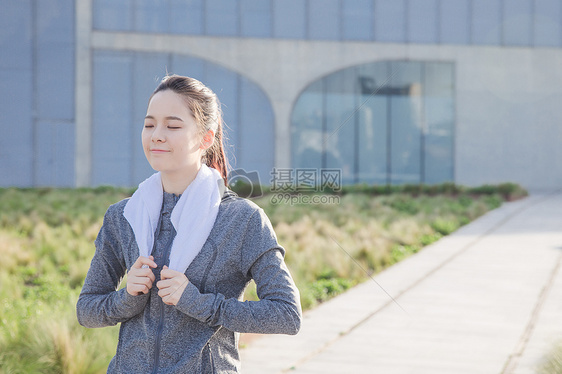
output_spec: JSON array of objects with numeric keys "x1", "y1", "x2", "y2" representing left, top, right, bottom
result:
[{"x1": 152, "y1": 125, "x2": 165, "y2": 143}]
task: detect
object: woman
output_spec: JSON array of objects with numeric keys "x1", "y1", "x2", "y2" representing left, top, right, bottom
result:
[{"x1": 77, "y1": 75, "x2": 302, "y2": 373}]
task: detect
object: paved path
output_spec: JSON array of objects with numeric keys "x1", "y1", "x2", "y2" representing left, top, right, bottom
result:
[{"x1": 240, "y1": 192, "x2": 562, "y2": 373}]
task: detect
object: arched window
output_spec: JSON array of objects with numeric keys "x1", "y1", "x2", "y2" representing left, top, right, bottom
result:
[
  {"x1": 291, "y1": 61, "x2": 454, "y2": 185},
  {"x1": 92, "y1": 51, "x2": 274, "y2": 186}
]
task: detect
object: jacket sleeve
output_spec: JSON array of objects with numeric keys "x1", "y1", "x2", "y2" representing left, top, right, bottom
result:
[
  {"x1": 76, "y1": 205, "x2": 149, "y2": 328},
  {"x1": 175, "y1": 208, "x2": 302, "y2": 335}
]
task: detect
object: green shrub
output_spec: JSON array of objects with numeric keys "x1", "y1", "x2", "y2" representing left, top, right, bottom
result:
[
  {"x1": 386, "y1": 195, "x2": 420, "y2": 215},
  {"x1": 420, "y1": 233, "x2": 443, "y2": 246},
  {"x1": 483, "y1": 194, "x2": 503, "y2": 209},
  {"x1": 308, "y1": 278, "x2": 355, "y2": 304},
  {"x1": 390, "y1": 244, "x2": 421, "y2": 263},
  {"x1": 431, "y1": 218, "x2": 460, "y2": 235}
]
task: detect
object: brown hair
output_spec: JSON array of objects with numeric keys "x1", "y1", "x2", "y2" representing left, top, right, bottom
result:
[{"x1": 151, "y1": 75, "x2": 230, "y2": 184}]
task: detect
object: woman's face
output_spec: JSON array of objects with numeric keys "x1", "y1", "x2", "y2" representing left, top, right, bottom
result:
[{"x1": 142, "y1": 90, "x2": 203, "y2": 175}]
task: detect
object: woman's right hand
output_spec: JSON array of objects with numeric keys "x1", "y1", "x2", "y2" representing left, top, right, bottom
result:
[{"x1": 126, "y1": 256, "x2": 157, "y2": 296}]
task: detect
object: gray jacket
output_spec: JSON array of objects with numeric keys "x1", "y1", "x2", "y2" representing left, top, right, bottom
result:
[{"x1": 76, "y1": 190, "x2": 302, "y2": 373}]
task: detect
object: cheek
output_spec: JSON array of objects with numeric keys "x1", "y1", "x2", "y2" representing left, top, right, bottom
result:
[
  {"x1": 141, "y1": 131, "x2": 150, "y2": 148},
  {"x1": 177, "y1": 132, "x2": 200, "y2": 150}
]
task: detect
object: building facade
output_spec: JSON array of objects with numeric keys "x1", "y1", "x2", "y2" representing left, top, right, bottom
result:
[{"x1": 1, "y1": 0, "x2": 562, "y2": 190}]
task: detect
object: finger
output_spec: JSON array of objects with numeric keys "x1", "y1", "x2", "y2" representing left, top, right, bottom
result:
[
  {"x1": 137, "y1": 268, "x2": 156, "y2": 281},
  {"x1": 141, "y1": 256, "x2": 156, "y2": 269},
  {"x1": 132, "y1": 256, "x2": 158, "y2": 269},
  {"x1": 161, "y1": 290, "x2": 177, "y2": 305},
  {"x1": 156, "y1": 279, "x2": 170, "y2": 289},
  {"x1": 158, "y1": 288, "x2": 172, "y2": 299},
  {"x1": 161, "y1": 268, "x2": 182, "y2": 280},
  {"x1": 129, "y1": 267, "x2": 153, "y2": 277},
  {"x1": 129, "y1": 283, "x2": 150, "y2": 295},
  {"x1": 162, "y1": 297, "x2": 175, "y2": 305},
  {"x1": 131, "y1": 256, "x2": 145, "y2": 269},
  {"x1": 128, "y1": 269, "x2": 155, "y2": 285},
  {"x1": 132, "y1": 277, "x2": 153, "y2": 290}
]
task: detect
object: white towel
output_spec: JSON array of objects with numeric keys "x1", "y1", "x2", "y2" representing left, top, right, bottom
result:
[{"x1": 123, "y1": 164, "x2": 224, "y2": 274}]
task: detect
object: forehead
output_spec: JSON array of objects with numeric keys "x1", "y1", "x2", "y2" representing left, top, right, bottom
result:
[{"x1": 147, "y1": 90, "x2": 192, "y2": 118}]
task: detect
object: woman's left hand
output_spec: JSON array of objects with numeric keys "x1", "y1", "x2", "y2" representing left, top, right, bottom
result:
[{"x1": 157, "y1": 266, "x2": 189, "y2": 305}]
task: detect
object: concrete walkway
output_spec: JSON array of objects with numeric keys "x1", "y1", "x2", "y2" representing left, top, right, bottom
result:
[{"x1": 240, "y1": 192, "x2": 562, "y2": 374}]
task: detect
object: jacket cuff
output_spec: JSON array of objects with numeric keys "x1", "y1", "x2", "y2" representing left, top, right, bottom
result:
[
  {"x1": 175, "y1": 282, "x2": 209, "y2": 321},
  {"x1": 115, "y1": 287, "x2": 150, "y2": 317}
]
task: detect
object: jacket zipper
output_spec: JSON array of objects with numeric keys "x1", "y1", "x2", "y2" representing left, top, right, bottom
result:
[
  {"x1": 151, "y1": 224, "x2": 176, "y2": 374},
  {"x1": 152, "y1": 300, "x2": 165, "y2": 374},
  {"x1": 151, "y1": 193, "x2": 221, "y2": 373}
]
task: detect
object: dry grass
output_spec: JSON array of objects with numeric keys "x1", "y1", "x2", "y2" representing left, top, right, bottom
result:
[
  {"x1": 252, "y1": 191, "x2": 504, "y2": 309},
  {"x1": 539, "y1": 341, "x2": 562, "y2": 374},
  {"x1": 0, "y1": 185, "x2": 515, "y2": 372}
]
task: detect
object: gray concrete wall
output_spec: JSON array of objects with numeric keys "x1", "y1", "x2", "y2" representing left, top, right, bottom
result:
[
  {"x1": 79, "y1": 31, "x2": 562, "y2": 189},
  {"x1": 75, "y1": 0, "x2": 92, "y2": 187}
]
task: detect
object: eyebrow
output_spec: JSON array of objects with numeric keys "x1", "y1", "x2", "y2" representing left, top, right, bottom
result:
[{"x1": 144, "y1": 115, "x2": 184, "y2": 122}]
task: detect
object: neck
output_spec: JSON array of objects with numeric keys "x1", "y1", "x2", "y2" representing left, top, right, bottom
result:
[{"x1": 160, "y1": 163, "x2": 202, "y2": 195}]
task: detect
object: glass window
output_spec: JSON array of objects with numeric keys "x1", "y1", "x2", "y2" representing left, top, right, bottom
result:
[
  {"x1": 134, "y1": 0, "x2": 169, "y2": 33},
  {"x1": 502, "y1": 0, "x2": 533, "y2": 46},
  {"x1": 92, "y1": 52, "x2": 134, "y2": 186},
  {"x1": 342, "y1": 0, "x2": 373, "y2": 41},
  {"x1": 325, "y1": 68, "x2": 357, "y2": 183},
  {"x1": 206, "y1": 0, "x2": 239, "y2": 36},
  {"x1": 0, "y1": 69, "x2": 34, "y2": 187},
  {"x1": 291, "y1": 60, "x2": 454, "y2": 186},
  {"x1": 292, "y1": 80, "x2": 324, "y2": 169},
  {"x1": 424, "y1": 61, "x2": 454, "y2": 97},
  {"x1": 0, "y1": 1, "x2": 32, "y2": 70},
  {"x1": 240, "y1": 0, "x2": 272, "y2": 38},
  {"x1": 424, "y1": 96, "x2": 454, "y2": 184},
  {"x1": 439, "y1": 0, "x2": 470, "y2": 45},
  {"x1": 239, "y1": 77, "x2": 275, "y2": 182},
  {"x1": 374, "y1": 0, "x2": 406, "y2": 42},
  {"x1": 471, "y1": 0, "x2": 502, "y2": 45},
  {"x1": 309, "y1": 0, "x2": 341, "y2": 40},
  {"x1": 389, "y1": 62, "x2": 423, "y2": 185},
  {"x1": 424, "y1": 63, "x2": 454, "y2": 184},
  {"x1": 170, "y1": 54, "x2": 206, "y2": 83},
  {"x1": 35, "y1": 121, "x2": 75, "y2": 187},
  {"x1": 407, "y1": 0, "x2": 438, "y2": 44},
  {"x1": 356, "y1": 63, "x2": 389, "y2": 184},
  {"x1": 37, "y1": 0, "x2": 74, "y2": 44},
  {"x1": 534, "y1": 0, "x2": 562, "y2": 47},
  {"x1": 272, "y1": 0, "x2": 306, "y2": 39},
  {"x1": 169, "y1": 0, "x2": 204, "y2": 35},
  {"x1": 93, "y1": 0, "x2": 133, "y2": 31},
  {"x1": 36, "y1": 43, "x2": 74, "y2": 121}
]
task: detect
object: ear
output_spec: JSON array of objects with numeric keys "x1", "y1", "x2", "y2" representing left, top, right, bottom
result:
[{"x1": 200, "y1": 130, "x2": 215, "y2": 150}]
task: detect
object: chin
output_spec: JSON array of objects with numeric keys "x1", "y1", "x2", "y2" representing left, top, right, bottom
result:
[{"x1": 147, "y1": 161, "x2": 168, "y2": 172}]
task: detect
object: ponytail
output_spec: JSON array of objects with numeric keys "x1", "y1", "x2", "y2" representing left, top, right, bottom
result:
[{"x1": 205, "y1": 118, "x2": 229, "y2": 185}]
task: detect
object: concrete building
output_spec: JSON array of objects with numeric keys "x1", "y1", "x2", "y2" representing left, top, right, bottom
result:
[{"x1": 1, "y1": 0, "x2": 561, "y2": 190}]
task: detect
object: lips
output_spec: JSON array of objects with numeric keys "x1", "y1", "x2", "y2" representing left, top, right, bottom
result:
[{"x1": 150, "y1": 149, "x2": 170, "y2": 153}]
